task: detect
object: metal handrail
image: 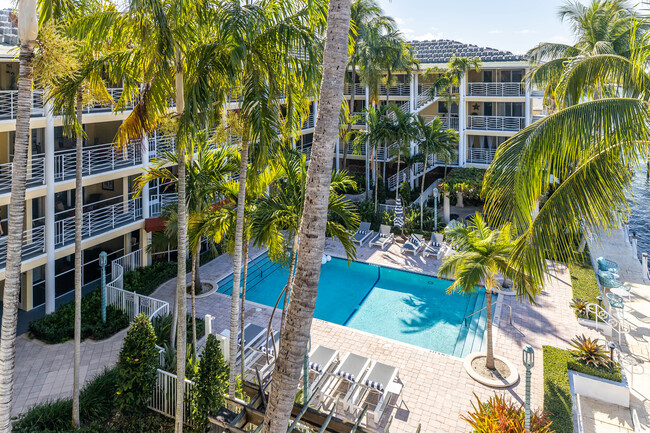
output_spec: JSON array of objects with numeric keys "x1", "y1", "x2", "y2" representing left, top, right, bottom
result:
[{"x1": 463, "y1": 300, "x2": 513, "y2": 326}]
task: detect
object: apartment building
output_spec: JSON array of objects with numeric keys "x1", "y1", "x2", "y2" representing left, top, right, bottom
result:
[{"x1": 0, "y1": 9, "x2": 542, "y2": 326}]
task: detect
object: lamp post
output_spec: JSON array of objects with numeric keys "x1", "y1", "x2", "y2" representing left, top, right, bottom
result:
[
  {"x1": 433, "y1": 187, "x2": 440, "y2": 231},
  {"x1": 522, "y1": 344, "x2": 535, "y2": 433},
  {"x1": 99, "y1": 251, "x2": 107, "y2": 323}
]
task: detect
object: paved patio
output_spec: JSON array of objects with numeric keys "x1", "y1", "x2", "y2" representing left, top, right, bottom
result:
[{"x1": 12, "y1": 234, "x2": 618, "y2": 432}]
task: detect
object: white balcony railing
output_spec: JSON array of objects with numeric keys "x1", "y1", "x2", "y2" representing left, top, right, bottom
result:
[
  {"x1": 467, "y1": 148, "x2": 497, "y2": 165},
  {"x1": 466, "y1": 115, "x2": 525, "y2": 132},
  {"x1": 467, "y1": 82, "x2": 525, "y2": 97},
  {"x1": 149, "y1": 193, "x2": 178, "y2": 217},
  {"x1": 302, "y1": 112, "x2": 315, "y2": 130},
  {"x1": 0, "y1": 89, "x2": 45, "y2": 120},
  {"x1": 54, "y1": 197, "x2": 142, "y2": 249},
  {"x1": 0, "y1": 156, "x2": 46, "y2": 194},
  {"x1": 54, "y1": 142, "x2": 142, "y2": 182},
  {"x1": 379, "y1": 83, "x2": 410, "y2": 97},
  {"x1": 420, "y1": 115, "x2": 459, "y2": 130},
  {"x1": 0, "y1": 224, "x2": 46, "y2": 269}
]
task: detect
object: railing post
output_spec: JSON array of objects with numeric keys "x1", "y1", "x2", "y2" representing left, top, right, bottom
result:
[
  {"x1": 642, "y1": 253, "x2": 648, "y2": 280},
  {"x1": 205, "y1": 314, "x2": 213, "y2": 336},
  {"x1": 632, "y1": 233, "x2": 638, "y2": 259}
]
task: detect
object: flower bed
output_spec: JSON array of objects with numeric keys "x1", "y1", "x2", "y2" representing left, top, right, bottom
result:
[{"x1": 543, "y1": 346, "x2": 622, "y2": 432}]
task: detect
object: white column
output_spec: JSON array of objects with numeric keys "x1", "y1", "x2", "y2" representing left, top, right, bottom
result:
[
  {"x1": 458, "y1": 75, "x2": 467, "y2": 166},
  {"x1": 44, "y1": 100, "x2": 56, "y2": 313},
  {"x1": 412, "y1": 72, "x2": 419, "y2": 112},
  {"x1": 525, "y1": 72, "x2": 532, "y2": 126},
  {"x1": 335, "y1": 138, "x2": 340, "y2": 171},
  {"x1": 142, "y1": 134, "x2": 150, "y2": 219}
]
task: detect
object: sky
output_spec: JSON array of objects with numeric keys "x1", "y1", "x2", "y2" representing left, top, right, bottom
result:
[
  {"x1": 378, "y1": 0, "x2": 575, "y2": 55},
  {"x1": 0, "y1": 0, "x2": 575, "y2": 54}
]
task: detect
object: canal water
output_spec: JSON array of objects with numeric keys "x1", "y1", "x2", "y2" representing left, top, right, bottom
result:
[{"x1": 627, "y1": 167, "x2": 650, "y2": 259}]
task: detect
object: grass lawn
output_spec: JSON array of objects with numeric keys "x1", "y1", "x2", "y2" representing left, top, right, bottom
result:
[
  {"x1": 568, "y1": 247, "x2": 601, "y2": 304},
  {"x1": 543, "y1": 346, "x2": 623, "y2": 433}
]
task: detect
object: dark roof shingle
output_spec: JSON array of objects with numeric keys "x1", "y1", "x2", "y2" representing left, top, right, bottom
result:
[
  {"x1": 0, "y1": 9, "x2": 18, "y2": 46},
  {"x1": 410, "y1": 39, "x2": 523, "y2": 64}
]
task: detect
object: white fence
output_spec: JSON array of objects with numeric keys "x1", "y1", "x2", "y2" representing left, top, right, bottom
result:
[
  {"x1": 467, "y1": 148, "x2": 497, "y2": 165},
  {"x1": 149, "y1": 368, "x2": 195, "y2": 426},
  {"x1": 106, "y1": 248, "x2": 170, "y2": 322}
]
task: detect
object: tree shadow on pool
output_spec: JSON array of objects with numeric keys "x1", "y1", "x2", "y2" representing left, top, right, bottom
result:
[{"x1": 399, "y1": 295, "x2": 459, "y2": 333}]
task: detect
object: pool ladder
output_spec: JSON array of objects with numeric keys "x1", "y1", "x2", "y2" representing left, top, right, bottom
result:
[{"x1": 463, "y1": 301, "x2": 517, "y2": 330}]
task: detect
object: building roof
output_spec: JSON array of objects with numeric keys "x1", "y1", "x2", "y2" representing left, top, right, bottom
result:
[{"x1": 410, "y1": 39, "x2": 524, "y2": 64}]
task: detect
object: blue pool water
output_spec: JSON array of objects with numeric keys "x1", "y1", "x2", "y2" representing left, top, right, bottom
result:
[{"x1": 217, "y1": 253, "x2": 492, "y2": 357}]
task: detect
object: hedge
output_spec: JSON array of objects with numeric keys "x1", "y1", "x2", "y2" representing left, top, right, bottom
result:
[
  {"x1": 543, "y1": 346, "x2": 622, "y2": 433},
  {"x1": 568, "y1": 247, "x2": 601, "y2": 306},
  {"x1": 29, "y1": 262, "x2": 178, "y2": 344},
  {"x1": 438, "y1": 167, "x2": 486, "y2": 201}
]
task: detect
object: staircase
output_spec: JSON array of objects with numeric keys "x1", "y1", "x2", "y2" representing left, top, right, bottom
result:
[
  {"x1": 452, "y1": 294, "x2": 495, "y2": 358},
  {"x1": 217, "y1": 254, "x2": 284, "y2": 296}
]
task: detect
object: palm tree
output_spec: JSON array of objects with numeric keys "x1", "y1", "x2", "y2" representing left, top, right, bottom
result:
[
  {"x1": 414, "y1": 115, "x2": 458, "y2": 229},
  {"x1": 526, "y1": 0, "x2": 642, "y2": 105},
  {"x1": 342, "y1": 0, "x2": 396, "y2": 169},
  {"x1": 438, "y1": 214, "x2": 538, "y2": 370},
  {"x1": 356, "y1": 104, "x2": 395, "y2": 210},
  {"x1": 483, "y1": 6, "x2": 650, "y2": 291},
  {"x1": 250, "y1": 151, "x2": 359, "y2": 334},
  {"x1": 261, "y1": 0, "x2": 351, "y2": 430},
  {"x1": 390, "y1": 104, "x2": 418, "y2": 200},
  {"x1": 427, "y1": 56, "x2": 481, "y2": 126},
  {"x1": 0, "y1": 1, "x2": 37, "y2": 430},
  {"x1": 135, "y1": 133, "x2": 238, "y2": 350}
]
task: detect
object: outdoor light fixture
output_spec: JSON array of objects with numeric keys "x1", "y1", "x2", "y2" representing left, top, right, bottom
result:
[
  {"x1": 608, "y1": 342, "x2": 616, "y2": 362},
  {"x1": 99, "y1": 251, "x2": 108, "y2": 323},
  {"x1": 522, "y1": 344, "x2": 535, "y2": 433}
]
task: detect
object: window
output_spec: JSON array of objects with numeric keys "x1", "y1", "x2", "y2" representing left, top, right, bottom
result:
[{"x1": 499, "y1": 102, "x2": 524, "y2": 117}]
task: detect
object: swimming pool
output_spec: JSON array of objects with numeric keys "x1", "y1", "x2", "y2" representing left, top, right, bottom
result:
[{"x1": 217, "y1": 253, "x2": 492, "y2": 357}]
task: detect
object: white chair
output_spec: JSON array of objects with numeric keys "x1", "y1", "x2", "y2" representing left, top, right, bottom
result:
[
  {"x1": 369, "y1": 225, "x2": 394, "y2": 250},
  {"x1": 318, "y1": 352, "x2": 371, "y2": 409},
  {"x1": 347, "y1": 361, "x2": 401, "y2": 424},
  {"x1": 400, "y1": 233, "x2": 424, "y2": 255},
  {"x1": 353, "y1": 222, "x2": 374, "y2": 246},
  {"x1": 422, "y1": 233, "x2": 448, "y2": 259}
]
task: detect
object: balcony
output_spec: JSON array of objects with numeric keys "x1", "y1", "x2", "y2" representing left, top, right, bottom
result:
[
  {"x1": 0, "y1": 197, "x2": 142, "y2": 270},
  {"x1": 0, "y1": 87, "x2": 133, "y2": 121},
  {"x1": 467, "y1": 82, "x2": 525, "y2": 97},
  {"x1": 344, "y1": 84, "x2": 365, "y2": 96},
  {"x1": 467, "y1": 148, "x2": 497, "y2": 165},
  {"x1": 466, "y1": 115, "x2": 525, "y2": 132},
  {"x1": 149, "y1": 192, "x2": 178, "y2": 217},
  {"x1": 379, "y1": 84, "x2": 410, "y2": 97},
  {"x1": 420, "y1": 115, "x2": 459, "y2": 130},
  {"x1": 302, "y1": 112, "x2": 315, "y2": 130}
]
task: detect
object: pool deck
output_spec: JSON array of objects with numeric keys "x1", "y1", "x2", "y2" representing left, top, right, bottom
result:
[
  {"x1": 160, "y1": 238, "x2": 600, "y2": 432},
  {"x1": 12, "y1": 236, "x2": 609, "y2": 432}
]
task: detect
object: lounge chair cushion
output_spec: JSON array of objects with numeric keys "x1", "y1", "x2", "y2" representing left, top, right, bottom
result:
[
  {"x1": 337, "y1": 370, "x2": 356, "y2": 382},
  {"x1": 365, "y1": 379, "x2": 384, "y2": 392},
  {"x1": 309, "y1": 362, "x2": 322, "y2": 372},
  {"x1": 359, "y1": 230, "x2": 367, "y2": 235}
]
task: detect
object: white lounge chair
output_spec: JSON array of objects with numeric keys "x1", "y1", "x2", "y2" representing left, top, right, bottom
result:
[
  {"x1": 422, "y1": 233, "x2": 448, "y2": 259},
  {"x1": 319, "y1": 352, "x2": 371, "y2": 408},
  {"x1": 369, "y1": 225, "x2": 394, "y2": 250},
  {"x1": 347, "y1": 361, "x2": 402, "y2": 424},
  {"x1": 307, "y1": 345, "x2": 339, "y2": 389},
  {"x1": 244, "y1": 330, "x2": 280, "y2": 379},
  {"x1": 400, "y1": 233, "x2": 424, "y2": 255},
  {"x1": 220, "y1": 323, "x2": 267, "y2": 366},
  {"x1": 353, "y1": 222, "x2": 374, "y2": 247}
]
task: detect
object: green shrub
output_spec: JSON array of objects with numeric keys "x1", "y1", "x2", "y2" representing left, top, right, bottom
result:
[
  {"x1": 543, "y1": 345, "x2": 623, "y2": 433},
  {"x1": 151, "y1": 313, "x2": 205, "y2": 347},
  {"x1": 29, "y1": 289, "x2": 129, "y2": 344},
  {"x1": 568, "y1": 248, "x2": 600, "y2": 308},
  {"x1": 13, "y1": 368, "x2": 118, "y2": 433},
  {"x1": 123, "y1": 262, "x2": 177, "y2": 296},
  {"x1": 569, "y1": 335, "x2": 614, "y2": 369},
  {"x1": 191, "y1": 334, "x2": 229, "y2": 431},
  {"x1": 116, "y1": 314, "x2": 159, "y2": 416},
  {"x1": 438, "y1": 167, "x2": 486, "y2": 202}
]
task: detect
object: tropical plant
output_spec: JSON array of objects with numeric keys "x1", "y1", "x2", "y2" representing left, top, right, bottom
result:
[
  {"x1": 116, "y1": 314, "x2": 159, "y2": 416},
  {"x1": 569, "y1": 334, "x2": 613, "y2": 368},
  {"x1": 250, "y1": 151, "x2": 359, "y2": 337},
  {"x1": 260, "y1": 0, "x2": 352, "y2": 430},
  {"x1": 135, "y1": 132, "x2": 238, "y2": 350},
  {"x1": 426, "y1": 55, "x2": 481, "y2": 125},
  {"x1": 414, "y1": 115, "x2": 458, "y2": 229},
  {"x1": 527, "y1": 0, "x2": 643, "y2": 107},
  {"x1": 438, "y1": 214, "x2": 539, "y2": 370},
  {"x1": 461, "y1": 393, "x2": 554, "y2": 433},
  {"x1": 191, "y1": 334, "x2": 229, "y2": 431},
  {"x1": 390, "y1": 104, "x2": 418, "y2": 200},
  {"x1": 570, "y1": 298, "x2": 589, "y2": 319},
  {"x1": 0, "y1": 2, "x2": 38, "y2": 430},
  {"x1": 482, "y1": 12, "x2": 650, "y2": 295}
]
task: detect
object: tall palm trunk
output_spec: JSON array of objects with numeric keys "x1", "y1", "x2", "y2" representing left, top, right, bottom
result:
[
  {"x1": 190, "y1": 242, "x2": 199, "y2": 353},
  {"x1": 72, "y1": 90, "x2": 83, "y2": 428},
  {"x1": 373, "y1": 147, "x2": 378, "y2": 212},
  {"x1": 262, "y1": 0, "x2": 351, "y2": 430},
  {"x1": 229, "y1": 136, "x2": 249, "y2": 396},
  {"x1": 420, "y1": 151, "x2": 428, "y2": 230},
  {"x1": 0, "y1": 32, "x2": 36, "y2": 433},
  {"x1": 240, "y1": 240, "x2": 249, "y2": 379},
  {"x1": 174, "y1": 48, "x2": 187, "y2": 433},
  {"x1": 394, "y1": 147, "x2": 401, "y2": 201},
  {"x1": 485, "y1": 289, "x2": 495, "y2": 370}
]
